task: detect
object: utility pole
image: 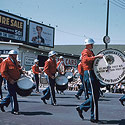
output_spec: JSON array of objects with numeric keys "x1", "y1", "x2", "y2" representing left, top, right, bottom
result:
[{"x1": 103, "y1": 0, "x2": 110, "y2": 49}]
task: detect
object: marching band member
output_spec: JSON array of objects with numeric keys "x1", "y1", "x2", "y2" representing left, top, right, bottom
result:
[
  {"x1": 0, "y1": 50, "x2": 23, "y2": 115},
  {"x1": 32, "y1": 59, "x2": 42, "y2": 93},
  {"x1": 76, "y1": 38, "x2": 103, "y2": 122},
  {"x1": 41, "y1": 51, "x2": 57, "y2": 105},
  {"x1": 57, "y1": 56, "x2": 65, "y2": 75},
  {"x1": 56, "y1": 56, "x2": 66, "y2": 94},
  {"x1": 0, "y1": 56, "x2": 3, "y2": 100},
  {"x1": 75, "y1": 56, "x2": 88, "y2": 100}
]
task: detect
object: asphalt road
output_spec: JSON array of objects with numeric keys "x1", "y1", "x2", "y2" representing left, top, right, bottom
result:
[{"x1": 0, "y1": 88, "x2": 125, "y2": 125}]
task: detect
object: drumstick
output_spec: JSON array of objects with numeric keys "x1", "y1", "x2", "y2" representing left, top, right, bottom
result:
[
  {"x1": 103, "y1": 56, "x2": 111, "y2": 72},
  {"x1": 103, "y1": 56, "x2": 108, "y2": 66}
]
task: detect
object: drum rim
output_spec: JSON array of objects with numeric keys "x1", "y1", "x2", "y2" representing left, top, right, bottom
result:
[
  {"x1": 55, "y1": 75, "x2": 68, "y2": 85},
  {"x1": 17, "y1": 77, "x2": 34, "y2": 90}
]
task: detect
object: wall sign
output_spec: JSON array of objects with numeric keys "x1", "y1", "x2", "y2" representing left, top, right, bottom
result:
[
  {"x1": 56, "y1": 57, "x2": 77, "y2": 67},
  {"x1": 0, "y1": 50, "x2": 10, "y2": 54},
  {"x1": 24, "y1": 56, "x2": 35, "y2": 66}
]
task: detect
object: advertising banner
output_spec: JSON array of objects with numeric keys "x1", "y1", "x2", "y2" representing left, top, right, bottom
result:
[
  {"x1": 0, "y1": 10, "x2": 27, "y2": 42},
  {"x1": 29, "y1": 21, "x2": 54, "y2": 47}
]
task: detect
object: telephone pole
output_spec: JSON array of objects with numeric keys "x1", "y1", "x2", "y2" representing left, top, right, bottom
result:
[{"x1": 103, "y1": 0, "x2": 110, "y2": 49}]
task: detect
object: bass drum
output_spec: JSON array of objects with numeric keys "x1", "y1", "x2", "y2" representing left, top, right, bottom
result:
[
  {"x1": 99, "y1": 81, "x2": 107, "y2": 88},
  {"x1": 65, "y1": 72, "x2": 73, "y2": 82},
  {"x1": 16, "y1": 76, "x2": 35, "y2": 97},
  {"x1": 55, "y1": 75, "x2": 68, "y2": 91}
]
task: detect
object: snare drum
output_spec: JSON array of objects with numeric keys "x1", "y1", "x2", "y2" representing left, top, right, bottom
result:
[
  {"x1": 65, "y1": 72, "x2": 73, "y2": 82},
  {"x1": 55, "y1": 75, "x2": 68, "y2": 91},
  {"x1": 16, "y1": 76, "x2": 35, "y2": 96}
]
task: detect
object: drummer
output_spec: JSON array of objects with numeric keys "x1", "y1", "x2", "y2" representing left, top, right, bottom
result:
[
  {"x1": 76, "y1": 38, "x2": 103, "y2": 122},
  {"x1": 41, "y1": 51, "x2": 57, "y2": 105},
  {"x1": 32, "y1": 59, "x2": 42, "y2": 93},
  {"x1": 57, "y1": 56, "x2": 65, "y2": 75},
  {"x1": 56, "y1": 56, "x2": 66, "y2": 94},
  {"x1": 0, "y1": 56, "x2": 3, "y2": 100},
  {"x1": 75, "y1": 56, "x2": 88, "y2": 100},
  {"x1": 0, "y1": 50, "x2": 23, "y2": 115}
]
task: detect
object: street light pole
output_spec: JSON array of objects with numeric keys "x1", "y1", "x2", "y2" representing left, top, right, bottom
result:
[{"x1": 105, "y1": 0, "x2": 109, "y2": 49}]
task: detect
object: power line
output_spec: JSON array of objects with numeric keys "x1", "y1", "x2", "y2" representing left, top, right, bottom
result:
[
  {"x1": 113, "y1": 0, "x2": 125, "y2": 7},
  {"x1": 119, "y1": 0, "x2": 125, "y2": 4},
  {"x1": 56, "y1": 29, "x2": 87, "y2": 38},
  {"x1": 110, "y1": 0, "x2": 125, "y2": 9}
]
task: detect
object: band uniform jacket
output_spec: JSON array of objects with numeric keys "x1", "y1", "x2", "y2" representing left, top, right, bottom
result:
[
  {"x1": 0, "y1": 58, "x2": 3, "y2": 73},
  {"x1": 0, "y1": 57, "x2": 21, "y2": 83},
  {"x1": 78, "y1": 62, "x2": 84, "y2": 76},
  {"x1": 32, "y1": 64, "x2": 41, "y2": 74},
  {"x1": 56, "y1": 61, "x2": 65, "y2": 74},
  {"x1": 81, "y1": 48, "x2": 96, "y2": 71},
  {"x1": 44, "y1": 58, "x2": 57, "y2": 78}
]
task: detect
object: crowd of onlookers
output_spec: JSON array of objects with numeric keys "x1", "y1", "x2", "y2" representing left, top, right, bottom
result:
[
  {"x1": 31, "y1": 67, "x2": 125, "y2": 95},
  {"x1": 110, "y1": 82, "x2": 125, "y2": 94},
  {"x1": 1, "y1": 66, "x2": 124, "y2": 100}
]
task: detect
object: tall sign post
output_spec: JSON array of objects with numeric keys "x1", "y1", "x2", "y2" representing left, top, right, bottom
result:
[{"x1": 103, "y1": 0, "x2": 110, "y2": 49}]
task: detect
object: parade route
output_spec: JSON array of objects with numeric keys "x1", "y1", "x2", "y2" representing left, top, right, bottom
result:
[{"x1": 0, "y1": 89, "x2": 125, "y2": 125}]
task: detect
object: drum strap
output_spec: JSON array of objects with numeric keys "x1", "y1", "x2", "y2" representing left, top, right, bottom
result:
[
  {"x1": 57, "y1": 61, "x2": 63, "y2": 71},
  {"x1": 10, "y1": 57, "x2": 17, "y2": 66}
]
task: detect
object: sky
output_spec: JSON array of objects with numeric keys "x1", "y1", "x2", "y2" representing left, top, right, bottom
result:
[{"x1": 0, "y1": 0, "x2": 125, "y2": 45}]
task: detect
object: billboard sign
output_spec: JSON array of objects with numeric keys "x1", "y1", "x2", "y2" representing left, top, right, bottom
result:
[
  {"x1": 0, "y1": 10, "x2": 27, "y2": 42},
  {"x1": 29, "y1": 20, "x2": 54, "y2": 47}
]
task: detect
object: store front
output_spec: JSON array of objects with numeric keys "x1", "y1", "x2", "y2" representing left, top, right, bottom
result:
[{"x1": 0, "y1": 42, "x2": 79, "y2": 71}]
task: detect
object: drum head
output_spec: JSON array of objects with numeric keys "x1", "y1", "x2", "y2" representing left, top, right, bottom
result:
[
  {"x1": 17, "y1": 77, "x2": 34, "y2": 90},
  {"x1": 56, "y1": 76, "x2": 68, "y2": 85},
  {"x1": 65, "y1": 72, "x2": 73, "y2": 79},
  {"x1": 93, "y1": 49, "x2": 125, "y2": 85}
]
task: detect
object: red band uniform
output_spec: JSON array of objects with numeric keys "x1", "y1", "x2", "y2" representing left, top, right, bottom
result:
[
  {"x1": 76, "y1": 38, "x2": 103, "y2": 122},
  {"x1": 0, "y1": 57, "x2": 3, "y2": 99},
  {"x1": 32, "y1": 61, "x2": 41, "y2": 93},
  {"x1": 0, "y1": 50, "x2": 23, "y2": 114},
  {"x1": 41, "y1": 51, "x2": 57, "y2": 105},
  {"x1": 75, "y1": 62, "x2": 87, "y2": 100},
  {"x1": 56, "y1": 60, "x2": 65, "y2": 75}
]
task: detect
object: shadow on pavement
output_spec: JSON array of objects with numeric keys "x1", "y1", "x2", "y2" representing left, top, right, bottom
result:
[
  {"x1": 57, "y1": 104, "x2": 78, "y2": 107},
  {"x1": 30, "y1": 94, "x2": 41, "y2": 96},
  {"x1": 18, "y1": 100, "x2": 40, "y2": 103},
  {"x1": 56, "y1": 96, "x2": 75, "y2": 99},
  {"x1": 98, "y1": 98, "x2": 110, "y2": 101},
  {"x1": 20, "y1": 111, "x2": 53, "y2": 116},
  {"x1": 98, "y1": 119, "x2": 125, "y2": 124},
  {"x1": 103, "y1": 96, "x2": 120, "y2": 99}
]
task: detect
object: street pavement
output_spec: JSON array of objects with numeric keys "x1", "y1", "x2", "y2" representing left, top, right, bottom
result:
[{"x1": 0, "y1": 87, "x2": 125, "y2": 125}]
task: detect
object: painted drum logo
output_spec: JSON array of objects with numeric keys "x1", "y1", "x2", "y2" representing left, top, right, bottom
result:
[
  {"x1": 105, "y1": 55, "x2": 114, "y2": 65},
  {"x1": 93, "y1": 49, "x2": 125, "y2": 85}
]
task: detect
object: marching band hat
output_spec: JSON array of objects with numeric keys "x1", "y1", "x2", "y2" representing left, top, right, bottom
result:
[
  {"x1": 8, "y1": 50, "x2": 18, "y2": 55},
  {"x1": 48, "y1": 51, "x2": 57, "y2": 57},
  {"x1": 59, "y1": 56, "x2": 64, "y2": 59},
  {"x1": 84, "y1": 38, "x2": 95, "y2": 45},
  {"x1": 34, "y1": 59, "x2": 39, "y2": 63}
]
